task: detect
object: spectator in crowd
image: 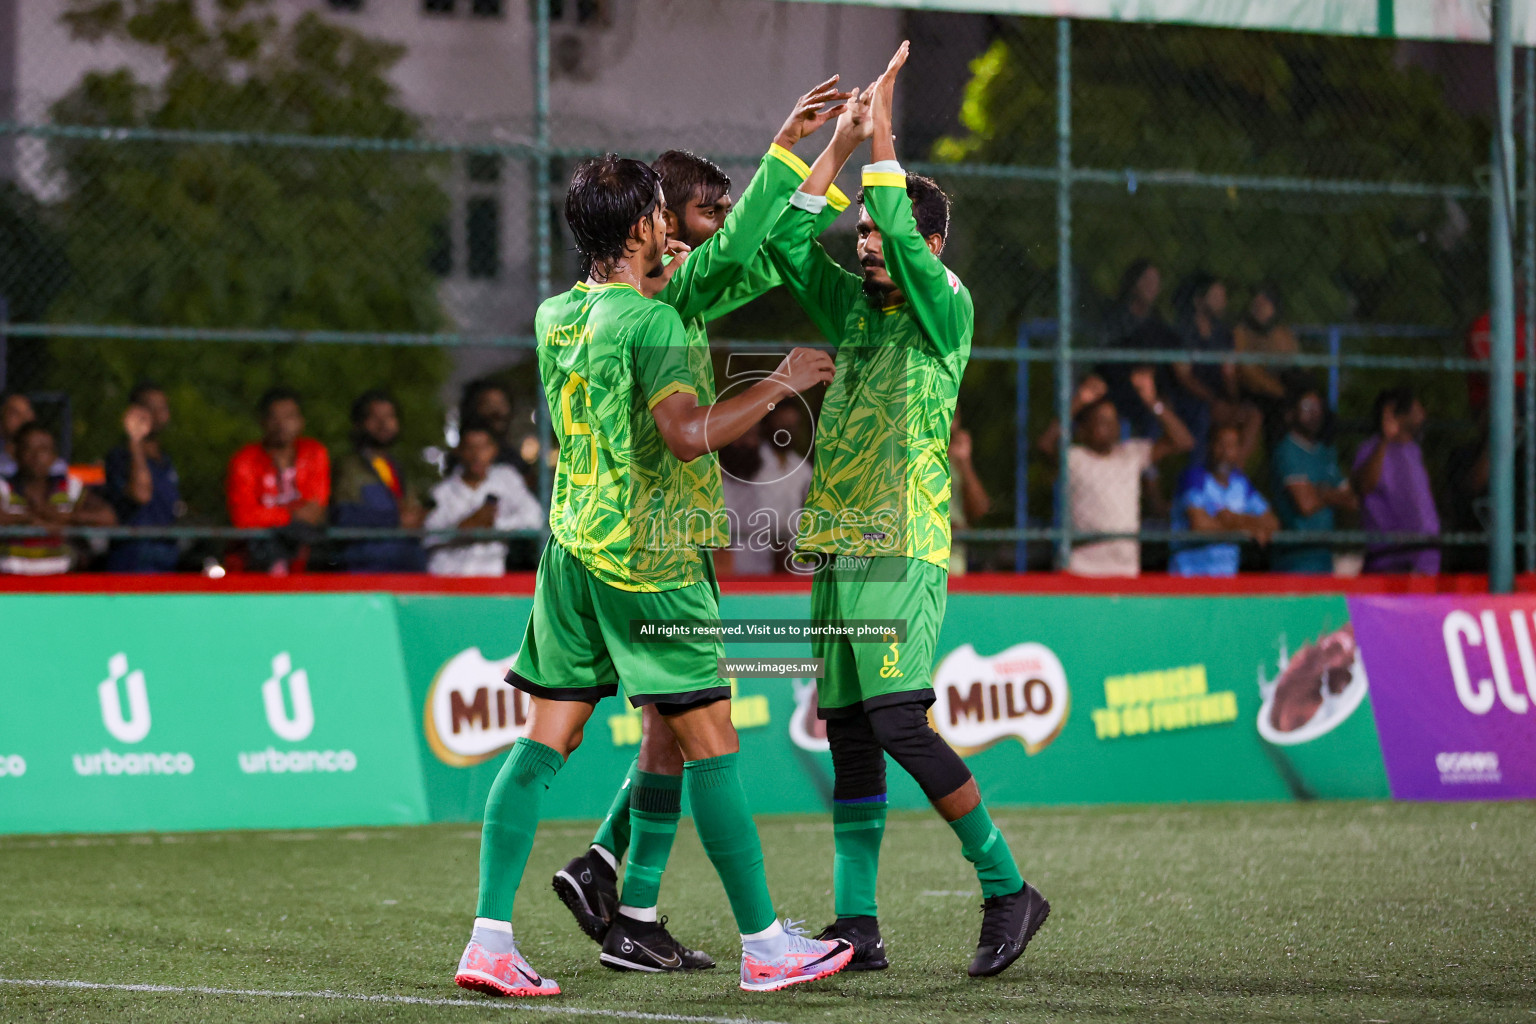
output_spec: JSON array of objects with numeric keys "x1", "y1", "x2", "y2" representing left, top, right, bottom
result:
[
  {"x1": 1271, "y1": 385, "x2": 1357, "y2": 574},
  {"x1": 331, "y1": 390, "x2": 425, "y2": 573},
  {"x1": 458, "y1": 378, "x2": 541, "y2": 486},
  {"x1": 1099, "y1": 260, "x2": 1181, "y2": 438},
  {"x1": 1352, "y1": 386, "x2": 1440, "y2": 574},
  {"x1": 949, "y1": 408, "x2": 990, "y2": 575},
  {"x1": 1171, "y1": 273, "x2": 1240, "y2": 454},
  {"x1": 0, "y1": 422, "x2": 115, "y2": 574},
  {"x1": 226, "y1": 387, "x2": 330, "y2": 574},
  {"x1": 718, "y1": 418, "x2": 812, "y2": 575},
  {"x1": 102, "y1": 382, "x2": 182, "y2": 572},
  {"x1": 1064, "y1": 367, "x2": 1193, "y2": 577},
  {"x1": 423, "y1": 421, "x2": 543, "y2": 577},
  {"x1": 1169, "y1": 423, "x2": 1279, "y2": 577},
  {"x1": 459, "y1": 380, "x2": 515, "y2": 460},
  {"x1": 1233, "y1": 283, "x2": 1304, "y2": 440},
  {"x1": 1442, "y1": 409, "x2": 1527, "y2": 573},
  {"x1": 1035, "y1": 373, "x2": 1110, "y2": 459},
  {"x1": 0, "y1": 392, "x2": 67, "y2": 478},
  {"x1": 0, "y1": 392, "x2": 32, "y2": 476}
]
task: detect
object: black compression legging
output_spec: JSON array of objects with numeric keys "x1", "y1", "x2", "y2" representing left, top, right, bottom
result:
[{"x1": 825, "y1": 702, "x2": 973, "y2": 802}]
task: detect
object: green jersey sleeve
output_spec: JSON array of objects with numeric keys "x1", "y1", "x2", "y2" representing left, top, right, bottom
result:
[
  {"x1": 632, "y1": 302, "x2": 696, "y2": 410},
  {"x1": 861, "y1": 162, "x2": 974, "y2": 356},
  {"x1": 763, "y1": 190, "x2": 862, "y2": 345},
  {"x1": 697, "y1": 167, "x2": 849, "y2": 323},
  {"x1": 658, "y1": 144, "x2": 850, "y2": 322}
]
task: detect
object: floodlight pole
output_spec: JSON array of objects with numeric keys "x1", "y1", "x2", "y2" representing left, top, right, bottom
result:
[
  {"x1": 1525, "y1": 46, "x2": 1535, "y2": 574},
  {"x1": 1054, "y1": 17, "x2": 1073, "y2": 571},
  {"x1": 534, "y1": 0, "x2": 554, "y2": 518},
  {"x1": 1491, "y1": 0, "x2": 1516, "y2": 592},
  {"x1": 534, "y1": 0, "x2": 551, "y2": 301}
]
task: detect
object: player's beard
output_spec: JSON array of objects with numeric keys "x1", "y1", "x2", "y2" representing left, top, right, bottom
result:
[
  {"x1": 642, "y1": 231, "x2": 667, "y2": 274},
  {"x1": 861, "y1": 268, "x2": 895, "y2": 299},
  {"x1": 860, "y1": 257, "x2": 897, "y2": 297}
]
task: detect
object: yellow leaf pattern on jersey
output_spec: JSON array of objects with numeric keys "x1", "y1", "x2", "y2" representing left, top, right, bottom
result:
[{"x1": 537, "y1": 282, "x2": 727, "y2": 592}]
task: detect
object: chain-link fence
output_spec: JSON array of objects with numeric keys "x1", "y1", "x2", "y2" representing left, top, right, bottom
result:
[{"x1": 0, "y1": 1, "x2": 1522, "y2": 577}]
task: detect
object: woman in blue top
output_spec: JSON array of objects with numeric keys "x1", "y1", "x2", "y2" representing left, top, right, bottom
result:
[{"x1": 1171, "y1": 423, "x2": 1278, "y2": 576}]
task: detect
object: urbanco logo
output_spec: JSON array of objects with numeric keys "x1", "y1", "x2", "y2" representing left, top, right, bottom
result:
[
  {"x1": 262, "y1": 652, "x2": 315, "y2": 742},
  {"x1": 76, "y1": 653, "x2": 194, "y2": 777},
  {"x1": 99, "y1": 652, "x2": 151, "y2": 744},
  {"x1": 240, "y1": 652, "x2": 354, "y2": 775}
]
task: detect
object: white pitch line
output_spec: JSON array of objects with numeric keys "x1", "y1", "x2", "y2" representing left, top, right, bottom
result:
[{"x1": 0, "y1": 978, "x2": 789, "y2": 1024}]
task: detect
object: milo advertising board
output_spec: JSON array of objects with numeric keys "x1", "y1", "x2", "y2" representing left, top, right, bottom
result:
[{"x1": 399, "y1": 592, "x2": 1390, "y2": 823}]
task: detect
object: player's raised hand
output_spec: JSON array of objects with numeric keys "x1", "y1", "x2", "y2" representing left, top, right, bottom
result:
[
  {"x1": 871, "y1": 40, "x2": 910, "y2": 130},
  {"x1": 774, "y1": 346, "x2": 836, "y2": 395},
  {"x1": 833, "y1": 85, "x2": 876, "y2": 148},
  {"x1": 774, "y1": 76, "x2": 853, "y2": 150}
]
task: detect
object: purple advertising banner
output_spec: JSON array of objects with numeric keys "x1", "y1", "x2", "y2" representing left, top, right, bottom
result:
[{"x1": 1349, "y1": 595, "x2": 1536, "y2": 801}]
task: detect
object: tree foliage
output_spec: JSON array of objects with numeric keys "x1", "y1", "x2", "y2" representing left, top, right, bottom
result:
[
  {"x1": 929, "y1": 21, "x2": 1490, "y2": 542},
  {"x1": 46, "y1": 0, "x2": 450, "y2": 513}
]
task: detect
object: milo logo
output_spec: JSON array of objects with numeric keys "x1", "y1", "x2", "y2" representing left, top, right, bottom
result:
[
  {"x1": 425, "y1": 648, "x2": 530, "y2": 766},
  {"x1": 787, "y1": 679, "x2": 828, "y2": 752},
  {"x1": 931, "y1": 642, "x2": 1070, "y2": 756}
]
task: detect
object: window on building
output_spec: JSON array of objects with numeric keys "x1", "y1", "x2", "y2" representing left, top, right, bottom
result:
[
  {"x1": 466, "y1": 197, "x2": 500, "y2": 279},
  {"x1": 466, "y1": 152, "x2": 502, "y2": 184},
  {"x1": 549, "y1": 0, "x2": 607, "y2": 26},
  {"x1": 471, "y1": 0, "x2": 503, "y2": 15},
  {"x1": 427, "y1": 219, "x2": 452, "y2": 278},
  {"x1": 423, "y1": 0, "x2": 454, "y2": 14},
  {"x1": 327, "y1": 0, "x2": 364, "y2": 10}
]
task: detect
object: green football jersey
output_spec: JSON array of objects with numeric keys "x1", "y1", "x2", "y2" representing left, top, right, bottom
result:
[
  {"x1": 765, "y1": 161, "x2": 973, "y2": 567},
  {"x1": 536, "y1": 280, "x2": 706, "y2": 592},
  {"x1": 653, "y1": 143, "x2": 849, "y2": 549}
]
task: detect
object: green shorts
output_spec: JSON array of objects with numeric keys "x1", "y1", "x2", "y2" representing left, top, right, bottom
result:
[
  {"x1": 809, "y1": 555, "x2": 948, "y2": 719},
  {"x1": 507, "y1": 539, "x2": 729, "y2": 710}
]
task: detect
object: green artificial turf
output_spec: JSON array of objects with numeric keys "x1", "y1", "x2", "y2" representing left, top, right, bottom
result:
[{"x1": 1, "y1": 802, "x2": 1532, "y2": 1023}]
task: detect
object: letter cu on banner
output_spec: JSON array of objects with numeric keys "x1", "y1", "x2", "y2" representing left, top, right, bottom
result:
[{"x1": 1351, "y1": 596, "x2": 1536, "y2": 801}]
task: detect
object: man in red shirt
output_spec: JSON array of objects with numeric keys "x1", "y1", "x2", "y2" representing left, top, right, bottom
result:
[{"x1": 226, "y1": 387, "x2": 330, "y2": 572}]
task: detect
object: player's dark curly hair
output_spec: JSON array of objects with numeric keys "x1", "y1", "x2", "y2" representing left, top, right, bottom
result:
[
  {"x1": 565, "y1": 154, "x2": 663, "y2": 278},
  {"x1": 858, "y1": 172, "x2": 950, "y2": 245},
  {"x1": 652, "y1": 150, "x2": 731, "y2": 223}
]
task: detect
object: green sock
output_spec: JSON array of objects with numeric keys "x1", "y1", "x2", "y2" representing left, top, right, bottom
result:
[
  {"x1": 619, "y1": 770, "x2": 682, "y2": 910},
  {"x1": 684, "y1": 753, "x2": 776, "y2": 934},
  {"x1": 475, "y1": 738, "x2": 564, "y2": 920},
  {"x1": 832, "y1": 799, "x2": 887, "y2": 919},
  {"x1": 948, "y1": 803, "x2": 1025, "y2": 899},
  {"x1": 591, "y1": 756, "x2": 639, "y2": 859}
]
